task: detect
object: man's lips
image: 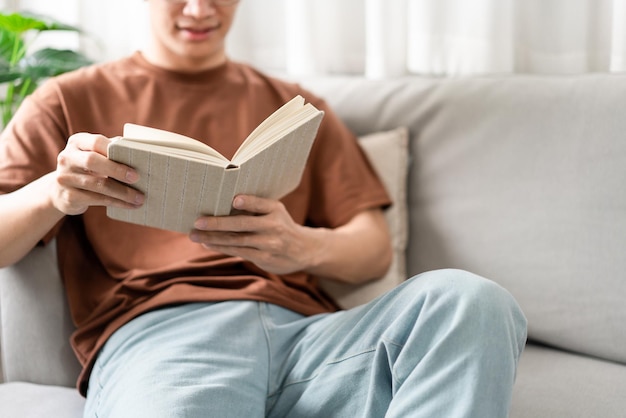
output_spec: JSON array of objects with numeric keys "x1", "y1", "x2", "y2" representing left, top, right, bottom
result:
[{"x1": 178, "y1": 23, "x2": 221, "y2": 37}]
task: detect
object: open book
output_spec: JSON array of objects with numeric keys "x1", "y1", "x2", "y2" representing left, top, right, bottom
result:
[{"x1": 106, "y1": 95, "x2": 324, "y2": 233}]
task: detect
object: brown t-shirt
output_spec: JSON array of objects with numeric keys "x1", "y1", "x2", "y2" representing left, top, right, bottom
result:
[{"x1": 0, "y1": 52, "x2": 390, "y2": 395}]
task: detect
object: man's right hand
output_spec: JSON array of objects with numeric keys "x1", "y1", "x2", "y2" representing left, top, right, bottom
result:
[{"x1": 52, "y1": 133, "x2": 144, "y2": 215}]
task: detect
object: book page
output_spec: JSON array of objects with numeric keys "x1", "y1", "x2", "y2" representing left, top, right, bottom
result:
[
  {"x1": 233, "y1": 112, "x2": 324, "y2": 199},
  {"x1": 122, "y1": 123, "x2": 229, "y2": 163},
  {"x1": 231, "y1": 96, "x2": 322, "y2": 165},
  {"x1": 111, "y1": 139, "x2": 229, "y2": 166}
]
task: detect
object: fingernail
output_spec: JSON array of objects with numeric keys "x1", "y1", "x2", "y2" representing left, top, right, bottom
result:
[
  {"x1": 233, "y1": 196, "x2": 244, "y2": 209},
  {"x1": 194, "y1": 218, "x2": 207, "y2": 229},
  {"x1": 134, "y1": 193, "x2": 145, "y2": 205},
  {"x1": 126, "y1": 170, "x2": 139, "y2": 183}
]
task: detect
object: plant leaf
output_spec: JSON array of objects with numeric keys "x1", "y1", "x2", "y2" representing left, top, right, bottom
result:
[
  {"x1": 33, "y1": 17, "x2": 82, "y2": 33},
  {"x1": 13, "y1": 78, "x2": 38, "y2": 97},
  {"x1": 0, "y1": 12, "x2": 83, "y2": 34},
  {"x1": 0, "y1": 27, "x2": 25, "y2": 64},
  {"x1": 0, "y1": 13, "x2": 47, "y2": 34},
  {"x1": 0, "y1": 73, "x2": 21, "y2": 83},
  {"x1": 0, "y1": 71, "x2": 21, "y2": 83},
  {"x1": 0, "y1": 56, "x2": 22, "y2": 82},
  {"x1": 0, "y1": 13, "x2": 91, "y2": 126},
  {"x1": 20, "y1": 48, "x2": 92, "y2": 79}
]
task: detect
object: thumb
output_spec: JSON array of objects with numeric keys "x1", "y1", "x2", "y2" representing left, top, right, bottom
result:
[{"x1": 232, "y1": 195, "x2": 274, "y2": 215}]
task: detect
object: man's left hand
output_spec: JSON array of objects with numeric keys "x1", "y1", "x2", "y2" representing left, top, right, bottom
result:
[{"x1": 190, "y1": 195, "x2": 322, "y2": 275}]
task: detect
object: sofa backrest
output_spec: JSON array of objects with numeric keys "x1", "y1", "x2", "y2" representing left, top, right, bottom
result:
[{"x1": 300, "y1": 74, "x2": 626, "y2": 367}]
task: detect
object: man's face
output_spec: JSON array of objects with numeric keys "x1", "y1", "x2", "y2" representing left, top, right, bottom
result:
[{"x1": 146, "y1": 0, "x2": 239, "y2": 72}]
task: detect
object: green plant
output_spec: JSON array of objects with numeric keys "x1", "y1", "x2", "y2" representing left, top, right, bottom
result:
[{"x1": 0, "y1": 12, "x2": 92, "y2": 127}]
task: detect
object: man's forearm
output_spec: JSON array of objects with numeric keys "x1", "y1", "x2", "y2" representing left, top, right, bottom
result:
[
  {"x1": 305, "y1": 208, "x2": 392, "y2": 284},
  {"x1": 0, "y1": 173, "x2": 65, "y2": 267}
]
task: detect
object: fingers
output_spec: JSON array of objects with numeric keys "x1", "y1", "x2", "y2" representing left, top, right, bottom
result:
[
  {"x1": 51, "y1": 133, "x2": 144, "y2": 214},
  {"x1": 56, "y1": 170, "x2": 144, "y2": 206},
  {"x1": 189, "y1": 230, "x2": 248, "y2": 249},
  {"x1": 189, "y1": 195, "x2": 309, "y2": 275},
  {"x1": 232, "y1": 195, "x2": 274, "y2": 215},
  {"x1": 63, "y1": 133, "x2": 140, "y2": 184},
  {"x1": 72, "y1": 132, "x2": 110, "y2": 156},
  {"x1": 52, "y1": 178, "x2": 144, "y2": 216},
  {"x1": 194, "y1": 195, "x2": 277, "y2": 231},
  {"x1": 190, "y1": 196, "x2": 292, "y2": 252},
  {"x1": 190, "y1": 195, "x2": 281, "y2": 246}
]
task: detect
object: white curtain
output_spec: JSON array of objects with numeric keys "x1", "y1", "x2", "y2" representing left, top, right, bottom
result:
[
  {"x1": 6, "y1": 0, "x2": 626, "y2": 78},
  {"x1": 229, "y1": 0, "x2": 626, "y2": 77}
]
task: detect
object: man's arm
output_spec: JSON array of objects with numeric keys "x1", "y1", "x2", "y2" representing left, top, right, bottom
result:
[
  {"x1": 0, "y1": 133, "x2": 144, "y2": 267},
  {"x1": 190, "y1": 195, "x2": 393, "y2": 284},
  {"x1": 0, "y1": 173, "x2": 65, "y2": 267}
]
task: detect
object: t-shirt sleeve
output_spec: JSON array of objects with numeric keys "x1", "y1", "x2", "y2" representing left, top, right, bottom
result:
[
  {"x1": 301, "y1": 96, "x2": 392, "y2": 228},
  {"x1": 0, "y1": 80, "x2": 69, "y2": 243},
  {"x1": 0, "y1": 80, "x2": 68, "y2": 192}
]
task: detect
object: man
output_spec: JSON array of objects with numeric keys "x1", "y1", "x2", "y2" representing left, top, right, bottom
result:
[{"x1": 0, "y1": 0, "x2": 527, "y2": 417}]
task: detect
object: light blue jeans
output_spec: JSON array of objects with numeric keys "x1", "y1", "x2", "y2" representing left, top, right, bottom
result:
[{"x1": 84, "y1": 269, "x2": 527, "y2": 418}]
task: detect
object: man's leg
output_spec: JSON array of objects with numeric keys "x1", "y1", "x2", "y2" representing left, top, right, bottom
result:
[
  {"x1": 266, "y1": 269, "x2": 527, "y2": 418},
  {"x1": 83, "y1": 301, "x2": 270, "y2": 418}
]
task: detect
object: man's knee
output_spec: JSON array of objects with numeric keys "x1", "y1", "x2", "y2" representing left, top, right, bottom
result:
[
  {"x1": 405, "y1": 268, "x2": 516, "y2": 306},
  {"x1": 400, "y1": 269, "x2": 527, "y2": 339}
]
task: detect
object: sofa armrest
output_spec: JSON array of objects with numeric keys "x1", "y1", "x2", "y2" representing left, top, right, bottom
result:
[{"x1": 0, "y1": 240, "x2": 80, "y2": 387}]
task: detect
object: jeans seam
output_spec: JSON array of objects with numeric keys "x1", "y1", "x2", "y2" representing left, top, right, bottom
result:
[
  {"x1": 90, "y1": 359, "x2": 104, "y2": 418},
  {"x1": 270, "y1": 347, "x2": 378, "y2": 397},
  {"x1": 325, "y1": 347, "x2": 377, "y2": 365},
  {"x1": 258, "y1": 303, "x2": 274, "y2": 400}
]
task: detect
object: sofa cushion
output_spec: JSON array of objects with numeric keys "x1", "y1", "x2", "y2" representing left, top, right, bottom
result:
[
  {"x1": 0, "y1": 382, "x2": 84, "y2": 418},
  {"x1": 320, "y1": 127, "x2": 409, "y2": 308},
  {"x1": 511, "y1": 343, "x2": 626, "y2": 418},
  {"x1": 299, "y1": 74, "x2": 626, "y2": 365},
  {"x1": 0, "y1": 241, "x2": 81, "y2": 387}
]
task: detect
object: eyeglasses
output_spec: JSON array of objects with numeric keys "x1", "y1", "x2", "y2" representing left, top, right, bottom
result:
[{"x1": 163, "y1": 0, "x2": 239, "y2": 5}]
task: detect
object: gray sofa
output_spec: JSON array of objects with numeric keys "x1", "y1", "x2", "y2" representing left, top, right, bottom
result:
[{"x1": 2, "y1": 74, "x2": 626, "y2": 417}]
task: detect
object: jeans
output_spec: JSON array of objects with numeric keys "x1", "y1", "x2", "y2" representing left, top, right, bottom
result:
[{"x1": 84, "y1": 269, "x2": 527, "y2": 418}]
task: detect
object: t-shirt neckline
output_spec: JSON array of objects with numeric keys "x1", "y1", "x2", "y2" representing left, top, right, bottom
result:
[{"x1": 130, "y1": 51, "x2": 231, "y2": 85}]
